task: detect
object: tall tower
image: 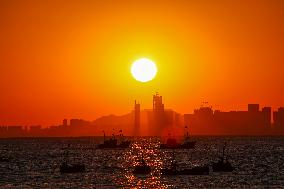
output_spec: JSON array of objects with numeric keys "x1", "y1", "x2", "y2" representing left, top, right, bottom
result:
[
  {"x1": 152, "y1": 92, "x2": 165, "y2": 136},
  {"x1": 134, "y1": 100, "x2": 140, "y2": 136},
  {"x1": 153, "y1": 92, "x2": 164, "y2": 111}
]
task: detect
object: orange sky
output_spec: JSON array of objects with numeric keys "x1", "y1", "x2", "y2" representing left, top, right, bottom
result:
[{"x1": 1, "y1": 0, "x2": 284, "y2": 126}]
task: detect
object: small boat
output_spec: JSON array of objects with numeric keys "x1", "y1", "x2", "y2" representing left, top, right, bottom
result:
[
  {"x1": 212, "y1": 158, "x2": 233, "y2": 172},
  {"x1": 97, "y1": 130, "x2": 131, "y2": 149},
  {"x1": 212, "y1": 142, "x2": 234, "y2": 172},
  {"x1": 160, "y1": 127, "x2": 196, "y2": 149},
  {"x1": 133, "y1": 154, "x2": 151, "y2": 175},
  {"x1": 60, "y1": 145, "x2": 85, "y2": 174},
  {"x1": 97, "y1": 137, "x2": 118, "y2": 149}
]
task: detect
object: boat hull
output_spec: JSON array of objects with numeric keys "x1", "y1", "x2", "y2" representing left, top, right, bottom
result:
[{"x1": 133, "y1": 166, "x2": 151, "y2": 175}]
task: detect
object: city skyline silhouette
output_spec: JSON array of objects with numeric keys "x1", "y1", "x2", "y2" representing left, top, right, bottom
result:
[{"x1": 1, "y1": 93, "x2": 283, "y2": 137}]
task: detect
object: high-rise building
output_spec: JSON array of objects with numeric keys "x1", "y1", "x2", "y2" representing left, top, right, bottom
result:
[
  {"x1": 273, "y1": 107, "x2": 284, "y2": 134},
  {"x1": 150, "y1": 93, "x2": 166, "y2": 135},
  {"x1": 63, "y1": 119, "x2": 68, "y2": 126},
  {"x1": 262, "y1": 107, "x2": 271, "y2": 128},
  {"x1": 153, "y1": 92, "x2": 164, "y2": 111},
  {"x1": 248, "y1": 104, "x2": 259, "y2": 112}
]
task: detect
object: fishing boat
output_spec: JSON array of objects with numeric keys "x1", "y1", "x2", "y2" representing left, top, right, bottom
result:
[
  {"x1": 60, "y1": 145, "x2": 86, "y2": 173},
  {"x1": 160, "y1": 126, "x2": 196, "y2": 149},
  {"x1": 212, "y1": 142, "x2": 234, "y2": 172},
  {"x1": 133, "y1": 154, "x2": 151, "y2": 175},
  {"x1": 97, "y1": 130, "x2": 131, "y2": 149}
]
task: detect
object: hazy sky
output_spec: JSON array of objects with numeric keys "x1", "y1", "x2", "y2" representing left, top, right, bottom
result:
[{"x1": 1, "y1": 0, "x2": 284, "y2": 126}]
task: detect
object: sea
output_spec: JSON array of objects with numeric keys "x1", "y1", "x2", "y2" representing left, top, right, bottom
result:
[{"x1": 0, "y1": 136, "x2": 283, "y2": 188}]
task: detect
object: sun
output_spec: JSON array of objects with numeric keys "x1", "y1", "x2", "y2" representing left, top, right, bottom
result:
[{"x1": 131, "y1": 58, "x2": 157, "y2": 82}]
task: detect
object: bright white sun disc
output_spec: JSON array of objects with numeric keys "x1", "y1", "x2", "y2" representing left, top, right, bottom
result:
[{"x1": 131, "y1": 58, "x2": 157, "y2": 82}]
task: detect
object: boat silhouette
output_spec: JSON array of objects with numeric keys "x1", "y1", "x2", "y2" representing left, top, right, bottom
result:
[
  {"x1": 60, "y1": 145, "x2": 86, "y2": 173},
  {"x1": 133, "y1": 154, "x2": 151, "y2": 175},
  {"x1": 97, "y1": 130, "x2": 131, "y2": 149},
  {"x1": 160, "y1": 127, "x2": 196, "y2": 149},
  {"x1": 212, "y1": 142, "x2": 234, "y2": 172}
]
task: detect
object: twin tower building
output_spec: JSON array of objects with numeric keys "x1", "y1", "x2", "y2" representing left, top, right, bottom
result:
[{"x1": 133, "y1": 93, "x2": 183, "y2": 136}]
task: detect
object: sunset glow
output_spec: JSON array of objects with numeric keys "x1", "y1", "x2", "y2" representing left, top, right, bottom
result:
[{"x1": 0, "y1": 0, "x2": 284, "y2": 127}]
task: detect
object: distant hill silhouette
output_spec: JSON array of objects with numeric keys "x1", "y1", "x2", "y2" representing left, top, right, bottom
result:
[
  {"x1": 92, "y1": 113, "x2": 134, "y2": 135},
  {"x1": 93, "y1": 113, "x2": 133, "y2": 126}
]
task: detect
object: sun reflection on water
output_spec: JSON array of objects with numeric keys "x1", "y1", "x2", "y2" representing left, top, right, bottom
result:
[{"x1": 114, "y1": 138, "x2": 172, "y2": 188}]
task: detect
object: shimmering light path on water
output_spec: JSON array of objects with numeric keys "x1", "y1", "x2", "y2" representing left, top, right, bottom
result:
[{"x1": 0, "y1": 137, "x2": 283, "y2": 188}]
